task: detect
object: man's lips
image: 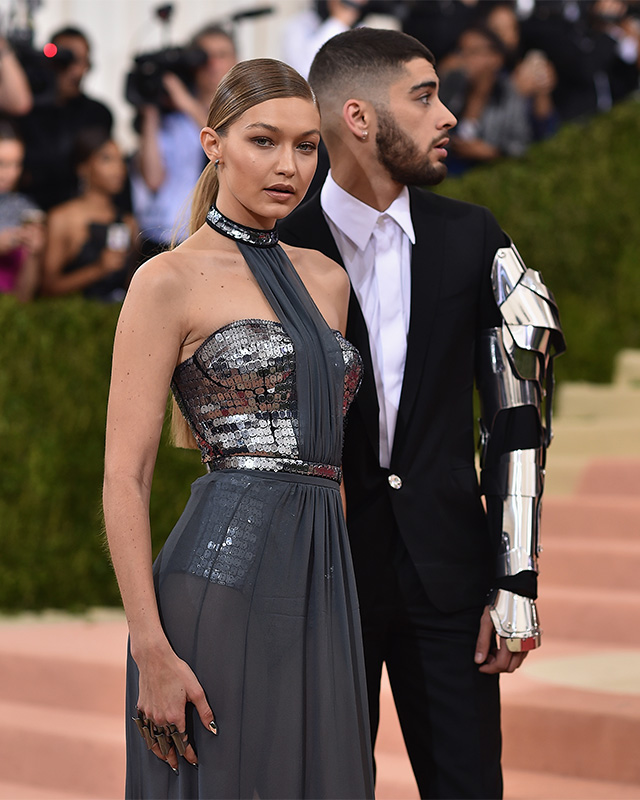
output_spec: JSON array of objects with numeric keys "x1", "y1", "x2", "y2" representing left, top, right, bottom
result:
[{"x1": 433, "y1": 138, "x2": 450, "y2": 158}]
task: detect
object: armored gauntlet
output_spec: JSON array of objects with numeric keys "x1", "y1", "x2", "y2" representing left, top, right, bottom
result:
[{"x1": 478, "y1": 243, "x2": 565, "y2": 652}]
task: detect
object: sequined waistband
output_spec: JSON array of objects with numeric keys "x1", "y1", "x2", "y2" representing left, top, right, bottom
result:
[{"x1": 206, "y1": 455, "x2": 342, "y2": 483}]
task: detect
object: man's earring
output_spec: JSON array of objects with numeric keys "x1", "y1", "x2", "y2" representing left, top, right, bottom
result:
[{"x1": 361, "y1": 131, "x2": 368, "y2": 141}]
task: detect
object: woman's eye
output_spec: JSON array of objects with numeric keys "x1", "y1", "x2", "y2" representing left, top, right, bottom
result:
[
  {"x1": 252, "y1": 137, "x2": 273, "y2": 147},
  {"x1": 298, "y1": 142, "x2": 317, "y2": 152}
]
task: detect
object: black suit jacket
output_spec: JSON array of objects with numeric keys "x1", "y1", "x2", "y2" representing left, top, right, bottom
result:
[{"x1": 280, "y1": 187, "x2": 509, "y2": 614}]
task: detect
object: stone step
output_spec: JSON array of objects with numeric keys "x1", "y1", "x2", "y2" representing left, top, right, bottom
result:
[
  {"x1": 503, "y1": 768, "x2": 640, "y2": 799},
  {"x1": 542, "y1": 537, "x2": 640, "y2": 592},
  {"x1": 378, "y1": 641, "x2": 640, "y2": 789},
  {"x1": 0, "y1": 781, "x2": 89, "y2": 799},
  {"x1": 543, "y1": 495, "x2": 640, "y2": 541},
  {"x1": 538, "y1": 585, "x2": 640, "y2": 646},
  {"x1": 501, "y1": 648, "x2": 640, "y2": 785},
  {"x1": 614, "y1": 350, "x2": 640, "y2": 387},
  {"x1": 576, "y1": 458, "x2": 640, "y2": 497},
  {"x1": 557, "y1": 382, "x2": 640, "y2": 421},
  {"x1": 0, "y1": 699, "x2": 124, "y2": 799},
  {"x1": 3, "y1": 617, "x2": 640, "y2": 797},
  {"x1": 549, "y1": 419, "x2": 640, "y2": 458},
  {"x1": 544, "y1": 454, "x2": 587, "y2": 495},
  {"x1": 0, "y1": 613, "x2": 126, "y2": 713}
]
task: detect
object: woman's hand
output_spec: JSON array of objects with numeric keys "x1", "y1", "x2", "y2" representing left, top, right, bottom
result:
[
  {"x1": 134, "y1": 642, "x2": 217, "y2": 771},
  {"x1": 99, "y1": 247, "x2": 128, "y2": 274},
  {"x1": 0, "y1": 226, "x2": 22, "y2": 254}
]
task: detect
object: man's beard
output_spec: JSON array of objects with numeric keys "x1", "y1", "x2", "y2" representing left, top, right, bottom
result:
[{"x1": 375, "y1": 107, "x2": 447, "y2": 187}]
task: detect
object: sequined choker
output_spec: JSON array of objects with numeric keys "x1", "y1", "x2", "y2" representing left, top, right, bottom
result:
[{"x1": 206, "y1": 205, "x2": 279, "y2": 248}]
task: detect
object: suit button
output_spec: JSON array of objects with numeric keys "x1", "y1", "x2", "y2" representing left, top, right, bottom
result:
[{"x1": 388, "y1": 474, "x2": 402, "y2": 490}]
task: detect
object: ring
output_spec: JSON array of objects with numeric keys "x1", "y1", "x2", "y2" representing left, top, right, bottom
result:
[
  {"x1": 133, "y1": 709, "x2": 157, "y2": 751},
  {"x1": 165, "y1": 723, "x2": 188, "y2": 756},
  {"x1": 155, "y1": 730, "x2": 172, "y2": 758},
  {"x1": 132, "y1": 710, "x2": 190, "y2": 758}
]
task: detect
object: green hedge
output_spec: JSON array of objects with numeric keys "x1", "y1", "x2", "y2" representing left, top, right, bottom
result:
[
  {"x1": 0, "y1": 295, "x2": 202, "y2": 611},
  {"x1": 435, "y1": 98, "x2": 640, "y2": 383},
  {"x1": 1, "y1": 100, "x2": 639, "y2": 611}
]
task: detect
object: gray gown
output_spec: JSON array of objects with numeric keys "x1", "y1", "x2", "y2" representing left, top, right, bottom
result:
[{"x1": 124, "y1": 229, "x2": 374, "y2": 799}]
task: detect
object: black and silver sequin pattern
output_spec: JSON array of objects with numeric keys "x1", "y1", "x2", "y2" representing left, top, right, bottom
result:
[
  {"x1": 171, "y1": 319, "x2": 362, "y2": 476},
  {"x1": 188, "y1": 474, "x2": 264, "y2": 588},
  {"x1": 206, "y1": 204, "x2": 279, "y2": 248}
]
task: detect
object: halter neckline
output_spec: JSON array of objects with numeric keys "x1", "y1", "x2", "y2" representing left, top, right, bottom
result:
[{"x1": 206, "y1": 204, "x2": 279, "y2": 248}]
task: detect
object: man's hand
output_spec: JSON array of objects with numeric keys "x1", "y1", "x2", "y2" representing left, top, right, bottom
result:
[{"x1": 474, "y1": 605, "x2": 528, "y2": 674}]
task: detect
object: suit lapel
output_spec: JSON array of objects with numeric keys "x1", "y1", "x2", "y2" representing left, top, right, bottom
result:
[{"x1": 392, "y1": 188, "x2": 448, "y2": 461}]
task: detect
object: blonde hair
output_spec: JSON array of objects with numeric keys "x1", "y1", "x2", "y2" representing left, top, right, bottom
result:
[{"x1": 172, "y1": 58, "x2": 317, "y2": 449}]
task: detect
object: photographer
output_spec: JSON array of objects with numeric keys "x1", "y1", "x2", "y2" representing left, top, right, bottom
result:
[
  {"x1": 19, "y1": 26, "x2": 113, "y2": 210},
  {"x1": 283, "y1": 0, "x2": 369, "y2": 78},
  {"x1": 130, "y1": 25, "x2": 237, "y2": 260}
]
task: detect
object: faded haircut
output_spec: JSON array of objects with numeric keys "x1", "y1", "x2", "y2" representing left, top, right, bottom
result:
[{"x1": 308, "y1": 27, "x2": 435, "y2": 108}]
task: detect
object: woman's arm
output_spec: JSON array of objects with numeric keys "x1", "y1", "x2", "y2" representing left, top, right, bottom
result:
[
  {"x1": 41, "y1": 209, "x2": 127, "y2": 296},
  {"x1": 103, "y1": 257, "x2": 215, "y2": 767},
  {"x1": 136, "y1": 106, "x2": 167, "y2": 192},
  {"x1": 0, "y1": 40, "x2": 32, "y2": 116}
]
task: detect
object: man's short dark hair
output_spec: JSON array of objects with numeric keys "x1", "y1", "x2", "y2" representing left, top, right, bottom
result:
[
  {"x1": 309, "y1": 27, "x2": 435, "y2": 103},
  {"x1": 51, "y1": 26, "x2": 90, "y2": 47},
  {"x1": 190, "y1": 24, "x2": 236, "y2": 52}
]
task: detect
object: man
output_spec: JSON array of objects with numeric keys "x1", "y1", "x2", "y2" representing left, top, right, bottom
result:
[
  {"x1": 280, "y1": 28, "x2": 564, "y2": 799},
  {"x1": 19, "y1": 27, "x2": 113, "y2": 210},
  {"x1": 131, "y1": 24, "x2": 237, "y2": 260}
]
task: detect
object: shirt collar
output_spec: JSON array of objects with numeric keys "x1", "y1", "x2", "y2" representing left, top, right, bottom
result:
[{"x1": 321, "y1": 171, "x2": 416, "y2": 250}]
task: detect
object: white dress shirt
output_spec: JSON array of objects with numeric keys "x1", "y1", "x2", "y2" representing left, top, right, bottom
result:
[{"x1": 321, "y1": 172, "x2": 415, "y2": 468}]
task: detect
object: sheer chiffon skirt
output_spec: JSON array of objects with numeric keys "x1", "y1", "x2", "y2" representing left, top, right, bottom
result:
[{"x1": 125, "y1": 468, "x2": 374, "y2": 799}]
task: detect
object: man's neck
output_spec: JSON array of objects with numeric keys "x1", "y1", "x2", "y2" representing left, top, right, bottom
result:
[{"x1": 330, "y1": 157, "x2": 405, "y2": 212}]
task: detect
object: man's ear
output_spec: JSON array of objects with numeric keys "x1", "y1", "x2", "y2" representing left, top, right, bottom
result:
[
  {"x1": 201, "y1": 126, "x2": 223, "y2": 163},
  {"x1": 342, "y1": 98, "x2": 373, "y2": 141}
]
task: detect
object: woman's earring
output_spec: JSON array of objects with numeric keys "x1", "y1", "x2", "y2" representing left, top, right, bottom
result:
[{"x1": 214, "y1": 159, "x2": 220, "y2": 168}]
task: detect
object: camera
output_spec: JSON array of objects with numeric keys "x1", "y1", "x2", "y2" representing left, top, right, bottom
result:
[
  {"x1": 124, "y1": 45, "x2": 207, "y2": 107},
  {"x1": 11, "y1": 40, "x2": 75, "y2": 105}
]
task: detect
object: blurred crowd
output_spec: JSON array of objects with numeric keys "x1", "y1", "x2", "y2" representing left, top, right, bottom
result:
[{"x1": 1, "y1": 0, "x2": 639, "y2": 302}]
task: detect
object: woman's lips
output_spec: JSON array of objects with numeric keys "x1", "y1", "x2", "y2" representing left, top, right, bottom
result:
[{"x1": 265, "y1": 184, "x2": 295, "y2": 200}]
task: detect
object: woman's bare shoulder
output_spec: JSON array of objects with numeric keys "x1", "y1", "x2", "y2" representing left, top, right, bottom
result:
[
  {"x1": 46, "y1": 198, "x2": 85, "y2": 226},
  {"x1": 127, "y1": 249, "x2": 192, "y2": 302}
]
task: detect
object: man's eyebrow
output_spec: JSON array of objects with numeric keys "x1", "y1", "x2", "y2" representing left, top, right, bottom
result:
[
  {"x1": 244, "y1": 122, "x2": 321, "y2": 137},
  {"x1": 408, "y1": 80, "x2": 438, "y2": 93}
]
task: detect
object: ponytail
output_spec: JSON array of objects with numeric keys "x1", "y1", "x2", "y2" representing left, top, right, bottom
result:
[{"x1": 189, "y1": 160, "x2": 219, "y2": 235}]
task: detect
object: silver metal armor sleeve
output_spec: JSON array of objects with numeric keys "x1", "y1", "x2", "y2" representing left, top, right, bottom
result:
[
  {"x1": 479, "y1": 242, "x2": 565, "y2": 652},
  {"x1": 489, "y1": 590, "x2": 541, "y2": 651}
]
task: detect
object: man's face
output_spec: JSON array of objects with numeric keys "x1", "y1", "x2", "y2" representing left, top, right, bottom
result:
[
  {"x1": 374, "y1": 58, "x2": 457, "y2": 186},
  {"x1": 194, "y1": 33, "x2": 237, "y2": 100},
  {"x1": 54, "y1": 35, "x2": 91, "y2": 101}
]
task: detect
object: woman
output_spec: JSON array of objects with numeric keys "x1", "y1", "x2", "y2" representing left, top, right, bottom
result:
[
  {"x1": 0, "y1": 119, "x2": 44, "y2": 301},
  {"x1": 103, "y1": 59, "x2": 374, "y2": 799},
  {"x1": 42, "y1": 129, "x2": 136, "y2": 301}
]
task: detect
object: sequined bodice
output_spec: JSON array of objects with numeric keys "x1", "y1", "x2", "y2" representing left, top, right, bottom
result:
[{"x1": 171, "y1": 319, "x2": 362, "y2": 465}]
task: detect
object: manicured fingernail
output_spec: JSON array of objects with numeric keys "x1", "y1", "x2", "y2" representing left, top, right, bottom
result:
[
  {"x1": 190, "y1": 762, "x2": 199, "y2": 769},
  {"x1": 171, "y1": 765, "x2": 179, "y2": 775},
  {"x1": 209, "y1": 720, "x2": 218, "y2": 735}
]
